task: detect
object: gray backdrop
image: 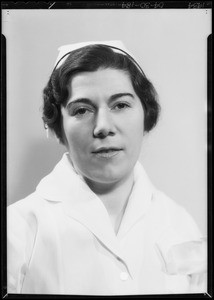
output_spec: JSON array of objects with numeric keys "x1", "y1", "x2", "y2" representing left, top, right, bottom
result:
[{"x1": 3, "y1": 9, "x2": 211, "y2": 236}]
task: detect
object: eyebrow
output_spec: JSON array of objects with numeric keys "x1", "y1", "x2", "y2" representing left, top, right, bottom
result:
[
  {"x1": 110, "y1": 93, "x2": 134, "y2": 101},
  {"x1": 66, "y1": 93, "x2": 134, "y2": 108}
]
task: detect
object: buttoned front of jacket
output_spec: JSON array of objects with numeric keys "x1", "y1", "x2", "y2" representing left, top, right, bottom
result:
[{"x1": 7, "y1": 153, "x2": 206, "y2": 295}]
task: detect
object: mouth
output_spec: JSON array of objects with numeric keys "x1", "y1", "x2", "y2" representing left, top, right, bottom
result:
[{"x1": 92, "y1": 147, "x2": 123, "y2": 158}]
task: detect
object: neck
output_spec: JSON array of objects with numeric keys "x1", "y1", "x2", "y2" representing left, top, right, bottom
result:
[{"x1": 84, "y1": 172, "x2": 134, "y2": 234}]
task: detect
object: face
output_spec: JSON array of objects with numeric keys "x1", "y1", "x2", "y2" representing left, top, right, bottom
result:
[{"x1": 61, "y1": 68, "x2": 145, "y2": 187}]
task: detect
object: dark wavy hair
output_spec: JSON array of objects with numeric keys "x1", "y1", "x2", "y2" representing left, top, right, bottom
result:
[{"x1": 42, "y1": 44, "x2": 160, "y2": 144}]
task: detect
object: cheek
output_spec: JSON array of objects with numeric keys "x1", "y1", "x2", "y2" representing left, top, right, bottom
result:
[
  {"x1": 124, "y1": 113, "x2": 145, "y2": 152},
  {"x1": 125, "y1": 111, "x2": 144, "y2": 137},
  {"x1": 63, "y1": 121, "x2": 91, "y2": 152}
]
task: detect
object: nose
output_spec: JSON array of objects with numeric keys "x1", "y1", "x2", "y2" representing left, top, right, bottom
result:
[{"x1": 93, "y1": 108, "x2": 115, "y2": 138}]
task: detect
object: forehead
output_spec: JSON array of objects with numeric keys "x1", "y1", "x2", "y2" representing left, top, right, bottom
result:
[{"x1": 69, "y1": 68, "x2": 134, "y2": 96}]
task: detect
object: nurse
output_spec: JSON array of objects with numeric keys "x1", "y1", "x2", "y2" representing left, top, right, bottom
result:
[{"x1": 7, "y1": 41, "x2": 207, "y2": 295}]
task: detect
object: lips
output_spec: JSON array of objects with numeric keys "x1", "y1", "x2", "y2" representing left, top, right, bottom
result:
[
  {"x1": 92, "y1": 147, "x2": 122, "y2": 158},
  {"x1": 92, "y1": 147, "x2": 122, "y2": 153}
]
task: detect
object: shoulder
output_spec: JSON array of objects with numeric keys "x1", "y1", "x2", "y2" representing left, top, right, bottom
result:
[
  {"x1": 136, "y1": 162, "x2": 195, "y2": 225},
  {"x1": 150, "y1": 189, "x2": 203, "y2": 245},
  {"x1": 152, "y1": 189, "x2": 196, "y2": 224},
  {"x1": 8, "y1": 192, "x2": 44, "y2": 217},
  {"x1": 152, "y1": 189, "x2": 181, "y2": 210},
  {"x1": 7, "y1": 192, "x2": 48, "y2": 236},
  {"x1": 150, "y1": 190, "x2": 206, "y2": 288},
  {"x1": 7, "y1": 193, "x2": 45, "y2": 293}
]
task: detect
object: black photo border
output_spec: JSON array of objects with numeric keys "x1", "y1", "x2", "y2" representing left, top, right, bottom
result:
[{"x1": 1, "y1": 1, "x2": 212, "y2": 298}]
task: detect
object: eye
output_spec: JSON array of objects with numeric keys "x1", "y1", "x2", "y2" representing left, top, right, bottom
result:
[
  {"x1": 113, "y1": 102, "x2": 130, "y2": 110},
  {"x1": 74, "y1": 108, "x2": 89, "y2": 115},
  {"x1": 68, "y1": 106, "x2": 94, "y2": 117}
]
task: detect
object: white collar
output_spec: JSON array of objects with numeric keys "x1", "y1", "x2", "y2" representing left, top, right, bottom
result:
[{"x1": 36, "y1": 153, "x2": 155, "y2": 272}]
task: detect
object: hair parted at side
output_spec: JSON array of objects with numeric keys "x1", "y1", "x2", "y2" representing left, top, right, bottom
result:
[{"x1": 42, "y1": 44, "x2": 160, "y2": 144}]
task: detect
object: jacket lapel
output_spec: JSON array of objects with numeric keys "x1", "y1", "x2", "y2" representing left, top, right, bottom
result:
[
  {"x1": 117, "y1": 162, "x2": 154, "y2": 239},
  {"x1": 36, "y1": 153, "x2": 154, "y2": 270},
  {"x1": 36, "y1": 153, "x2": 125, "y2": 261}
]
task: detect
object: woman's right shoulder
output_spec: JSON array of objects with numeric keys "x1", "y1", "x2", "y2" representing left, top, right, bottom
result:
[
  {"x1": 7, "y1": 192, "x2": 45, "y2": 221},
  {"x1": 7, "y1": 193, "x2": 46, "y2": 293},
  {"x1": 7, "y1": 193, "x2": 50, "y2": 249}
]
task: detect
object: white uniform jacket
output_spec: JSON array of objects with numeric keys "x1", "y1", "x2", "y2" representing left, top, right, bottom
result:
[{"x1": 7, "y1": 153, "x2": 207, "y2": 295}]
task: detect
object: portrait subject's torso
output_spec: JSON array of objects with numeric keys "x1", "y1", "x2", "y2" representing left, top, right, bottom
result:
[{"x1": 7, "y1": 153, "x2": 205, "y2": 295}]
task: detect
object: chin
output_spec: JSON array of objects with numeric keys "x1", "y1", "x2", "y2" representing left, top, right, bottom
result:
[{"x1": 88, "y1": 165, "x2": 132, "y2": 185}]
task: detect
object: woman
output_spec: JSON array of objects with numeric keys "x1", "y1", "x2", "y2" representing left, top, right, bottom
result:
[{"x1": 7, "y1": 40, "x2": 207, "y2": 295}]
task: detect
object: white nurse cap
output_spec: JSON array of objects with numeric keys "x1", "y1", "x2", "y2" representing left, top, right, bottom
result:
[{"x1": 54, "y1": 40, "x2": 139, "y2": 70}]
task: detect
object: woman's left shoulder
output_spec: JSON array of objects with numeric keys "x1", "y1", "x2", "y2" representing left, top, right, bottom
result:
[
  {"x1": 152, "y1": 189, "x2": 182, "y2": 210},
  {"x1": 152, "y1": 189, "x2": 192, "y2": 216},
  {"x1": 151, "y1": 190, "x2": 207, "y2": 293},
  {"x1": 150, "y1": 189, "x2": 203, "y2": 239}
]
